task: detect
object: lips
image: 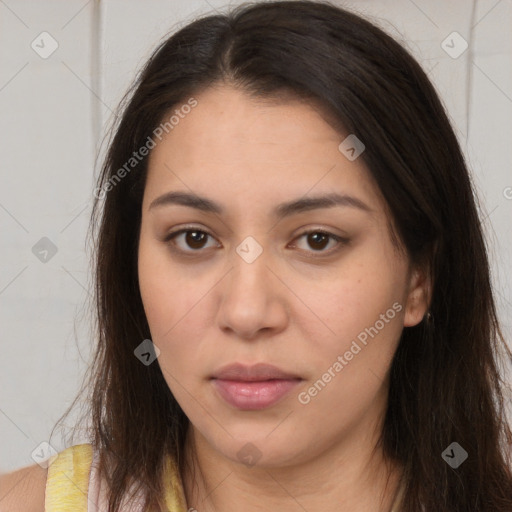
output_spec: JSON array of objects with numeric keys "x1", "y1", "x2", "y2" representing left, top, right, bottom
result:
[
  {"x1": 210, "y1": 363, "x2": 303, "y2": 410},
  {"x1": 210, "y1": 362, "x2": 301, "y2": 381}
]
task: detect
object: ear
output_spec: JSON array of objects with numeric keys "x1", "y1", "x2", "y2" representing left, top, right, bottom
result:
[{"x1": 403, "y1": 265, "x2": 432, "y2": 327}]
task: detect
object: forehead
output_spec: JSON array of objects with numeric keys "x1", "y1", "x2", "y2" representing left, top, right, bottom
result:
[{"x1": 143, "y1": 84, "x2": 386, "y2": 218}]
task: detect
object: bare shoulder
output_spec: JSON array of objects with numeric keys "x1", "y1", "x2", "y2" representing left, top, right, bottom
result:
[{"x1": 0, "y1": 463, "x2": 48, "y2": 512}]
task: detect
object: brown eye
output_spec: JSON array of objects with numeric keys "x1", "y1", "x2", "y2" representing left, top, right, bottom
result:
[
  {"x1": 306, "y1": 232, "x2": 330, "y2": 251},
  {"x1": 165, "y1": 229, "x2": 218, "y2": 253},
  {"x1": 184, "y1": 231, "x2": 208, "y2": 249},
  {"x1": 292, "y1": 230, "x2": 349, "y2": 255}
]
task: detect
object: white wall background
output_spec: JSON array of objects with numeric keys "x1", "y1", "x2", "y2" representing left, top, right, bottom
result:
[{"x1": 1, "y1": 0, "x2": 511, "y2": 472}]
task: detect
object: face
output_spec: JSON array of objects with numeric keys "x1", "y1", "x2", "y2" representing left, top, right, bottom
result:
[{"x1": 138, "y1": 84, "x2": 429, "y2": 468}]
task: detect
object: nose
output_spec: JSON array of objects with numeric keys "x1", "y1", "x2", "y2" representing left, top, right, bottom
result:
[{"x1": 216, "y1": 251, "x2": 289, "y2": 340}]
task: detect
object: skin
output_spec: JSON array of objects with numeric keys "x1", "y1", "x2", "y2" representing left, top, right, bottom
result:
[{"x1": 138, "y1": 83, "x2": 431, "y2": 512}]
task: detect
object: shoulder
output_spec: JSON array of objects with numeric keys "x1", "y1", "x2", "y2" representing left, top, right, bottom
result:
[
  {"x1": 0, "y1": 463, "x2": 48, "y2": 512},
  {"x1": 0, "y1": 443, "x2": 94, "y2": 512}
]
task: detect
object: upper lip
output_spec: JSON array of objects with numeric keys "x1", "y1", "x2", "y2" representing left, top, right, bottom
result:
[{"x1": 211, "y1": 363, "x2": 302, "y2": 381}]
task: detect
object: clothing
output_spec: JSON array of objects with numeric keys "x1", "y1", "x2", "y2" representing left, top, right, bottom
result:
[
  {"x1": 45, "y1": 443, "x2": 405, "y2": 511},
  {"x1": 44, "y1": 443, "x2": 187, "y2": 511}
]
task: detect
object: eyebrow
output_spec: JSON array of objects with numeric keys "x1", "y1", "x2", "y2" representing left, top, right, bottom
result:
[{"x1": 148, "y1": 191, "x2": 373, "y2": 218}]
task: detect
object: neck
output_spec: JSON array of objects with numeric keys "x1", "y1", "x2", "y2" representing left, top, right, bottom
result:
[{"x1": 181, "y1": 413, "x2": 403, "y2": 512}]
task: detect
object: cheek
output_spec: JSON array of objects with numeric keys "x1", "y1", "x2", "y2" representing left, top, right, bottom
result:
[
  {"x1": 288, "y1": 244, "x2": 406, "y2": 388},
  {"x1": 295, "y1": 252, "x2": 404, "y2": 342},
  {"x1": 138, "y1": 235, "x2": 184, "y2": 345},
  {"x1": 137, "y1": 236, "x2": 216, "y2": 379},
  {"x1": 295, "y1": 280, "x2": 404, "y2": 384},
  {"x1": 138, "y1": 264, "x2": 203, "y2": 401},
  {"x1": 294, "y1": 272, "x2": 404, "y2": 429}
]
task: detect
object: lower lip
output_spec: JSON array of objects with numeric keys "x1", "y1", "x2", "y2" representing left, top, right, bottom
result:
[{"x1": 212, "y1": 378, "x2": 301, "y2": 410}]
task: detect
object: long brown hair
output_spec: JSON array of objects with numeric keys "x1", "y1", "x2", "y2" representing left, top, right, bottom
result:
[{"x1": 52, "y1": 1, "x2": 512, "y2": 510}]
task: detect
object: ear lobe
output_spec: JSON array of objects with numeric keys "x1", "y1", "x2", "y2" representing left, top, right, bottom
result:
[{"x1": 403, "y1": 266, "x2": 432, "y2": 327}]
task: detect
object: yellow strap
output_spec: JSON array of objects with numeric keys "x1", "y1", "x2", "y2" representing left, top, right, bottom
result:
[
  {"x1": 163, "y1": 455, "x2": 188, "y2": 512},
  {"x1": 45, "y1": 443, "x2": 188, "y2": 511},
  {"x1": 45, "y1": 443, "x2": 93, "y2": 512}
]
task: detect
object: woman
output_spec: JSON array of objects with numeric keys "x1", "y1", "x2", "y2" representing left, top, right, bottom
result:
[{"x1": 2, "y1": 1, "x2": 511, "y2": 511}]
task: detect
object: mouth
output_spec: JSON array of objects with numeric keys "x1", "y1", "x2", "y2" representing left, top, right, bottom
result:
[{"x1": 210, "y1": 362, "x2": 303, "y2": 410}]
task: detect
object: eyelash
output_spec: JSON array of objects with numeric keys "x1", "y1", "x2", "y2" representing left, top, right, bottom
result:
[{"x1": 163, "y1": 226, "x2": 350, "y2": 258}]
